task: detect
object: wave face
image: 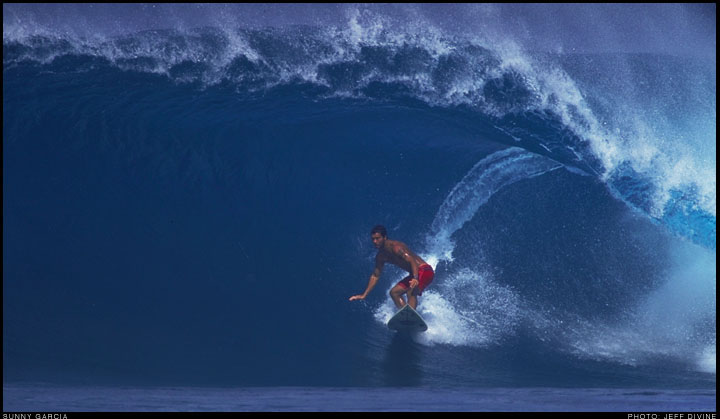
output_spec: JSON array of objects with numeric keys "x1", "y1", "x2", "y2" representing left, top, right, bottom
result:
[{"x1": 3, "y1": 5, "x2": 715, "y2": 387}]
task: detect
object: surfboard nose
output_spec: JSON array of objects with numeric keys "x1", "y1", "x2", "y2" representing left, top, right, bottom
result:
[{"x1": 387, "y1": 305, "x2": 428, "y2": 332}]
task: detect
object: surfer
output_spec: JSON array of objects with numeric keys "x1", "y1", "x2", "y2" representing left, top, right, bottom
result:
[{"x1": 349, "y1": 225, "x2": 434, "y2": 309}]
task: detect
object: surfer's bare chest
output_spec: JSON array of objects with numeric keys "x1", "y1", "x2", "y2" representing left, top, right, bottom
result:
[{"x1": 378, "y1": 242, "x2": 414, "y2": 271}]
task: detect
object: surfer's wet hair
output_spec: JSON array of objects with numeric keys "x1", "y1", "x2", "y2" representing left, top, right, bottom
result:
[{"x1": 371, "y1": 225, "x2": 387, "y2": 237}]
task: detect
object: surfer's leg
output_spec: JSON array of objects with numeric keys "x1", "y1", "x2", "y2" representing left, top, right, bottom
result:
[
  {"x1": 407, "y1": 265, "x2": 431, "y2": 309},
  {"x1": 407, "y1": 288, "x2": 418, "y2": 309},
  {"x1": 389, "y1": 284, "x2": 408, "y2": 309}
]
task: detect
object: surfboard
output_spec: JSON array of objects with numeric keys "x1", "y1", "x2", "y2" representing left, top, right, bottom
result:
[{"x1": 387, "y1": 304, "x2": 428, "y2": 332}]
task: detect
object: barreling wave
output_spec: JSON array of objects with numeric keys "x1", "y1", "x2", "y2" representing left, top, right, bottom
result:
[
  {"x1": 4, "y1": 20, "x2": 714, "y2": 249},
  {"x1": 3, "y1": 12, "x2": 715, "y2": 384}
]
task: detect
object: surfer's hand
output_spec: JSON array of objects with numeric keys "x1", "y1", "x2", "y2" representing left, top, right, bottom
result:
[
  {"x1": 349, "y1": 294, "x2": 365, "y2": 301},
  {"x1": 409, "y1": 278, "x2": 419, "y2": 289}
]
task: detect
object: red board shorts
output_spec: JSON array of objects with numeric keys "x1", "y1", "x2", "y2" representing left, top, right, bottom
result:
[{"x1": 396, "y1": 264, "x2": 434, "y2": 296}]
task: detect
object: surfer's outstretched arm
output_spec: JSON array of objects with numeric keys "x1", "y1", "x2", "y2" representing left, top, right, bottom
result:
[{"x1": 349, "y1": 256, "x2": 384, "y2": 301}]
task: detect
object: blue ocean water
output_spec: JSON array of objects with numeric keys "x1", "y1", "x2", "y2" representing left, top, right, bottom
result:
[
  {"x1": 2, "y1": 385, "x2": 716, "y2": 412},
  {"x1": 3, "y1": 4, "x2": 715, "y2": 412}
]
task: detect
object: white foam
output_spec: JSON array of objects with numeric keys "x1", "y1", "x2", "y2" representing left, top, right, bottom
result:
[
  {"x1": 372, "y1": 268, "x2": 522, "y2": 348},
  {"x1": 415, "y1": 292, "x2": 484, "y2": 346},
  {"x1": 697, "y1": 345, "x2": 716, "y2": 374}
]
